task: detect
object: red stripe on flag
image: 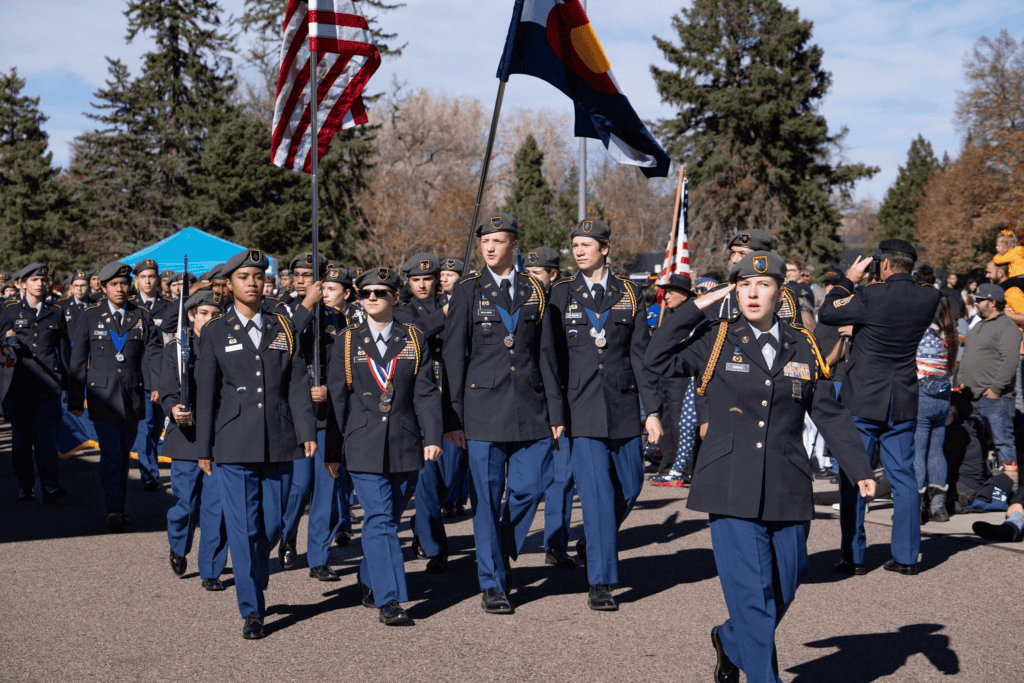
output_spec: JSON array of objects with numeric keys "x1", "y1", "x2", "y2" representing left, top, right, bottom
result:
[{"x1": 307, "y1": 10, "x2": 369, "y2": 30}]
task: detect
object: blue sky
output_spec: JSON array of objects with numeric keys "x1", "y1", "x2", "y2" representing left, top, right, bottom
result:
[{"x1": 1, "y1": 0, "x2": 1021, "y2": 204}]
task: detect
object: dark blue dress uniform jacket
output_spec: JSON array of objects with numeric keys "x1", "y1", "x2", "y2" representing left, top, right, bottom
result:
[
  {"x1": 0, "y1": 299, "x2": 71, "y2": 404},
  {"x1": 195, "y1": 309, "x2": 316, "y2": 464},
  {"x1": 131, "y1": 292, "x2": 177, "y2": 338},
  {"x1": 443, "y1": 270, "x2": 564, "y2": 442},
  {"x1": 548, "y1": 272, "x2": 660, "y2": 438},
  {"x1": 56, "y1": 295, "x2": 90, "y2": 335},
  {"x1": 645, "y1": 301, "x2": 874, "y2": 521},
  {"x1": 159, "y1": 339, "x2": 199, "y2": 461},
  {"x1": 394, "y1": 294, "x2": 462, "y2": 431},
  {"x1": 327, "y1": 321, "x2": 442, "y2": 473},
  {"x1": 817, "y1": 273, "x2": 941, "y2": 423},
  {"x1": 68, "y1": 301, "x2": 163, "y2": 423},
  {"x1": 291, "y1": 301, "x2": 348, "y2": 429}
]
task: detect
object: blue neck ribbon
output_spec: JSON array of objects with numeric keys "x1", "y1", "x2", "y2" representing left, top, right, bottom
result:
[
  {"x1": 109, "y1": 329, "x2": 128, "y2": 353},
  {"x1": 491, "y1": 300, "x2": 520, "y2": 336},
  {"x1": 577, "y1": 297, "x2": 610, "y2": 335}
]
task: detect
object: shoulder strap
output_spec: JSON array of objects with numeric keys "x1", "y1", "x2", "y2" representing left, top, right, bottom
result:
[{"x1": 696, "y1": 320, "x2": 729, "y2": 396}]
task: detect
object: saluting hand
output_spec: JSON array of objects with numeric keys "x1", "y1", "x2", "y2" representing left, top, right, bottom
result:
[
  {"x1": 325, "y1": 461, "x2": 340, "y2": 478},
  {"x1": 303, "y1": 440, "x2": 318, "y2": 458},
  {"x1": 857, "y1": 478, "x2": 876, "y2": 500},
  {"x1": 424, "y1": 445, "x2": 442, "y2": 462},
  {"x1": 645, "y1": 415, "x2": 663, "y2": 444},
  {"x1": 694, "y1": 284, "x2": 735, "y2": 311},
  {"x1": 198, "y1": 458, "x2": 213, "y2": 476}
]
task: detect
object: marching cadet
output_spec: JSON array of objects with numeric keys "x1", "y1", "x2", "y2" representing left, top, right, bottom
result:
[
  {"x1": 280, "y1": 253, "x2": 350, "y2": 580},
  {"x1": 548, "y1": 222, "x2": 662, "y2": 609},
  {"x1": 68, "y1": 262, "x2": 164, "y2": 531},
  {"x1": 130, "y1": 259, "x2": 172, "y2": 492},
  {"x1": 438, "y1": 257, "x2": 464, "y2": 297},
  {"x1": 0, "y1": 270, "x2": 9, "y2": 292},
  {"x1": 443, "y1": 212, "x2": 565, "y2": 614},
  {"x1": 160, "y1": 269, "x2": 174, "y2": 298},
  {"x1": 87, "y1": 270, "x2": 103, "y2": 302},
  {"x1": 168, "y1": 272, "x2": 196, "y2": 302},
  {"x1": 394, "y1": 252, "x2": 460, "y2": 573},
  {"x1": 0, "y1": 264, "x2": 71, "y2": 504},
  {"x1": 162, "y1": 289, "x2": 228, "y2": 591},
  {"x1": 195, "y1": 248, "x2": 317, "y2": 640},
  {"x1": 57, "y1": 270, "x2": 92, "y2": 334},
  {"x1": 523, "y1": 246, "x2": 577, "y2": 569},
  {"x1": 345, "y1": 267, "x2": 367, "y2": 324},
  {"x1": 326, "y1": 267, "x2": 443, "y2": 625},
  {"x1": 644, "y1": 251, "x2": 876, "y2": 683}
]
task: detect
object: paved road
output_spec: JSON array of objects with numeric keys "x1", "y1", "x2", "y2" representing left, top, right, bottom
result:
[{"x1": 1, "y1": 434, "x2": 1020, "y2": 682}]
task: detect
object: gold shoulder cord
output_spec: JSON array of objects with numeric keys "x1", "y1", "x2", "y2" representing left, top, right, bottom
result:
[
  {"x1": 796, "y1": 327, "x2": 830, "y2": 380},
  {"x1": 407, "y1": 323, "x2": 422, "y2": 375},
  {"x1": 528, "y1": 275, "x2": 546, "y2": 322},
  {"x1": 618, "y1": 276, "x2": 638, "y2": 318},
  {"x1": 275, "y1": 313, "x2": 294, "y2": 354},
  {"x1": 697, "y1": 321, "x2": 729, "y2": 396},
  {"x1": 344, "y1": 329, "x2": 353, "y2": 390}
]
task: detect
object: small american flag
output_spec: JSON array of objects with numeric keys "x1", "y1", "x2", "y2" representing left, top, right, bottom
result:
[
  {"x1": 271, "y1": 0, "x2": 381, "y2": 173},
  {"x1": 659, "y1": 174, "x2": 690, "y2": 281}
]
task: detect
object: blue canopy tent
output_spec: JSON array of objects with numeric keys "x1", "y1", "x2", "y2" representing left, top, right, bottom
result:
[{"x1": 119, "y1": 227, "x2": 278, "y2": 275}]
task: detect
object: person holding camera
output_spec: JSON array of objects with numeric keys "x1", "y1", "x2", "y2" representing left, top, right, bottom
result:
[{"x1": 819, "y1": 240, "x2": 941, "y2": 576}]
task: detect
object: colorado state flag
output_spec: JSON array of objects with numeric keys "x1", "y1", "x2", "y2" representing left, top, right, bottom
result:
[{"x1": 497, "y1": 0, "x2": 670, "y2": 178}]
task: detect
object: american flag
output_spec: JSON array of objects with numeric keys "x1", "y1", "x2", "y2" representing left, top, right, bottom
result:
[
  {"x1": 659, "y1": 174, "x2": 690, "y2": 281},
  {"x1": 271, "y1": 0, "x2": 381, "y2": 173}
]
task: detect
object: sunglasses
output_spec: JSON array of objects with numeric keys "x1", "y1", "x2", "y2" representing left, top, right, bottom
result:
[{"x1": 358, "y1": 288, "x2": 393, "y2": 300}]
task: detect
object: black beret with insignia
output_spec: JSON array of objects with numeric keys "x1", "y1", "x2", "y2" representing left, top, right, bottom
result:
[
  {"x1": 324, "y1": 266, "x2": 352, "y2": 286},
  {"x1": 525, "y1": 246, "x2": 560, "y2": 270},
  {"x1": 821, "y1": 264, "x2": 845, "y2": 285},
  {"x1": 347, "y1": 266, "x2": 364, "y2": 282},
  {"x1": 401, "y1": 252, "x2": 439, "y2": 276},
  {"x1": 133, "y1": 259, "x2": 159, "y2": 276},
  {"x1": 223, "y1": 249, "x2": 270, "y2": 277},
  {"x1": 570, "y1": 218, "x2": 611, "y2": 241},
  {"x1": 185, "y1": 289, "x2": 225, "y2": 311},
  {"x1": 878, "y1": 239, "x2": 917, "y2": 262},
  {"x1": 355, "y1": 266, "x2": 400, "y2": 292},
  {"x1": 71, "y1": 270, "x2": 89, "y2": 284},
  {"x1": 289, "y1": 251, "x2": 328, "y2": 275},
  {"x1": 160, "y1": 269, "x2": 174, "y2": 279},
  {"x1": 169, "y1": 272, "x2": 198, "y2": 285},
  {"x1": 20, "y1": 263, "x2": 53, "y2": 279},
  {"x1": 475, "y1": 212, "x2": 519, "y2": 237},
  {"x1": 99, "y1": 261, "x2": 134, "y2": 285},
  {"x1": 439, "y1": 257, "x2": 465, "y2": 274},
  {"x1": 728, "y1": 228, "x2": 773, "y2": 252},
  {"x1": 729, "y1": 251, "x2": 786, "y2": 283}
]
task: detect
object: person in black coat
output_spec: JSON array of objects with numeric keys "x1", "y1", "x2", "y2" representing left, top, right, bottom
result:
[
  {"x1": 645, "y1": 251, "x2": 876, "y2": 683},
  {"x1": 194, "y1": 248, "x2": 318, "y2": 639},
  {"x1": 161, "y1": 290, "x2": 228, "y2": 590},
  {"x1": 327, "y1": 267, "x2": 443, "y2": 625},
  {"x1": 0, "y1": 264, "x2": 71, "y2": 504},
  {"x1": 548, "y1": 219, "x2": 662, "y2": 610},
  {"x1": 56, "y1": 269, "x2": 91, "y2": 335},
  {"x1": 819, "y1": 240, "x2": 942, "y2": 576},
  {"x1": 442, "y1": 212, "x2": 565, "y2": 615}
]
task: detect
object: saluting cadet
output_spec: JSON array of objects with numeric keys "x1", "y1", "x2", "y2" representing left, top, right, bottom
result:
[
  {"x1": 645, "y1": 252, "x2": 876, "y2": 683},
  {"x1": 394, "y1": 252, "x2": 460, "y2": 573},
  {"x1": 130, "y1": 259, "x2": 172, "y2": 492},
  {"x1": 162, "y1": 290, "x2": 228, "y2": 591},
  {"x1": 57, "y1": 270, "x2": 92, "y2": 334},
  {"x1": 524, "y1": 246, "x2": 577, "y2": 569},
  {"x1": 280, "y1": 255, "x2": 351, "y2": 581},
  {"x1": 195, "y1": 248, "x2": 318, "y2": 640},
  {"x1": 548, "y1": 222, "x2": 662, "y2": 609},
  {"x1": 0, "y1": 264, "x2": 71, "y2": 504},
  {"x1": 442, "y1": 212, "x2": 565, "y2": 614},
  {"x1": 327, "y1": 267, "x2": 443, "y2": 625},
  {"x1": 68, "y1": 262, "x2": 164, "y2": 531}
]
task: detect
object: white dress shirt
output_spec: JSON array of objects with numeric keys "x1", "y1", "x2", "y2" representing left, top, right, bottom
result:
[
  {"x1": 368, "y1": 320, "x2": 393, "y2": 357},
  {"x1": 751, "y1": 321, "x2": 781, "y2": 369},
  {"x1": 236, "y1": 308, "x2": 264, "y2": 347}
]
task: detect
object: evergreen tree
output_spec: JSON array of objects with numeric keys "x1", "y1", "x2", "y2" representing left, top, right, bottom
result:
[
  {"x1": 0, "y1": 68, "x2": 79, "y2": 269},
  {"x1": 502, "y1": 136, "x2": 569, "y2": 254},
  {"x1": 651, "y1": 0, "x2": 877, "y2": 266},
  {"x1": 877, "y1": 136, "x2": 941, "y2": 243}
]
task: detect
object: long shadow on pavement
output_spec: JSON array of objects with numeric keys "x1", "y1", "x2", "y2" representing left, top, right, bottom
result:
[
  {"x1": 786, "y1": 623, "x2": 960, "y2": 682},
  {"x1": 802, "y1": 533, "x2": 984, "y2": 585}
]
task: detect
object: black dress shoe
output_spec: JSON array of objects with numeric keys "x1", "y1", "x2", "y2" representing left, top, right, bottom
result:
[
  {"x1": 18, "y1": 488, "x2": 35, "y2": 502},
  {"x1": 545, "y1": 548, "x2": 576, "y2": 569},
  {"x1": 576, "y1": 538, "x2": 588, "y2": 566},
  {"x1": 441, "y1": 503, "x2": 456, "y2": 519},
  {"x1": 143, "y1": 480, "x2": 161, "y2": 492},
  {"x1": 587, "y1": 585, "x2": 618, "y2": 611},
  {"x1": 278, "y1": 540, "x2": 296, "y2": 569},
  {"x1": 202, "y1": 578, "x2": 225, "y2": 591},
  {"x1": 834, "y1": 560, "x2": 865, "y2": 576},
  {"x1": 502, "y1": 553, "x2": 513, "y2": 589},
  {"x1": 711, "y1": 626, "x2": 740, "y2": 683},
  {"x1": 242, "y1": 612, "x2": 265, "y2": 639},
  {"x1": 105, "y1": 511, "x2": 125, "y2": 532},
  {"x1": 426, "y1": 555, "x2": 449, "y2": 574},
  {"x1": 169, "y1": 549, "x2": 187, "y2": 576},
  {"x1": 973, "y1": 521, "x2": 1024, "y2": 543},
  {"x1": 309, "y1": 565, "x2": 340, "y2": 581},
  {"x1": 358, "y1": 578, "x2": 376, "y2": 609},
  {"x1": 411, "y1": 535, "x2": 428, "y2": 560},
  {"x1": 333, "y1": 531, "x2": 351, "y2": 547},
  {"x1": 455, "y1": 505, "x2": 467, "y2": 517},
  {"x1": 378, "y1": 600, "x2": 410, "y2": 625},
  {"x1": 883, "y1": 558, "x2": 919, "y2": 575},
  {"x1": 41, "y1": 487, "x2": 67, "y2": 505},
  {"x1": 481, "y1": 588, "x2": 513, "y2": 614}
]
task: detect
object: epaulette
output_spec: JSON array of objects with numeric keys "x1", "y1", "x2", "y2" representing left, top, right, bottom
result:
[
  {"x1": 551, "y1": 277, "x2": 572, "y2": 288},
  {"x1": 207, "y1": 312, "x2": 225, "y2": 325},
  {"x1": 696, "y1": 319, "x2": 730, "y2": 396},
  {"x1": 56, "y1": 295, "x2": 71, "y2": 303},
  {"x1": 84, "y1": 303, "x2": 102, "y2": 311},
  {"x1": 166, "y1": 338, "x2": 181, "y2": 347},
  {"x1": 457, "y1": 272, "x2": 482, "y2": 287},
  {"x1": 5, "y1": 300, "x2": 19, "y2": 307},
  {"x1": 272, "y1": 312, "x2": 294, "y2": 354},
  {"x1": 791, "y1": 322, "x2": 831, "y2": 380}
]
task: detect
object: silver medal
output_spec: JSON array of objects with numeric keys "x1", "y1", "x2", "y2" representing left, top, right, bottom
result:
[
  {"x1": 504, "y1": 335, "x2": 514, "y2": 348},
  {"x1": 115, "y1": 352, "x2": 125, "y2": 362}
]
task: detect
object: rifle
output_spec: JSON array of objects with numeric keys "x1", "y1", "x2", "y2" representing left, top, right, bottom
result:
[{"x1": 178, "y1": 255, "x2": 193, "y2": 425}]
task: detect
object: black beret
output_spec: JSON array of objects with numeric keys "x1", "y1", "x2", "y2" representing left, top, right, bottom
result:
[
  {"x1": 660, "y1": 274, "x2": 694, "y2": 295},
  {"x1": 169, "y1": 272, "x2": 198, "y2": 285},
  {"x1": 222, "y1": 249, "x2": 270, "y2": 277},
  {"x1": 324, "y1": 265, "x2": 352, "y2": 286},
  {"x1": 439, "y1": 257, "x2": 465, "y2": 274},
  {"x1": 199, "y1": 269, "x2": 217, "y2": 282},
  {"x1": 280, "y1": 269, "x2": 291, "y2": 276},
  {"x1": 99, "y1": 261, "x2": 134, "y2": 285},
  {"x1": 821, "y1": 265, "x2": 844, "y2": 284},
  {"x1": 347, "y1": 266, "x2": 364, "y2": 282},
  {"x1": 185, "y1": 289, "x2": 225, "y2": 311},
  {"x1": 71, "y1": 269, "x2": 90, "y2": 284},
  {"x1": 133, "y1": 259, "x2": 159, "y2": 276},
  {"x1": 570, "y1": 218, "x2": 611, "y2": 241},
  {"x1": 878, "y1": 239, "x2": 917, "y2": 261},
  {"x1": 729, "y1": 251, "x2": 786, "y2": 283},
  {"x1": 87, "y1": 270, "x2": 97, "y2": 279},
  {"x1": 355, "y1": 266, "x2": 401, "y2": 291},
  {"x1": 289, "y1": 251, "x2": 328, "y2": 274},
  {"x1": 20, "y1": 264, "x2": 53, "y2": 279},
  {"x1": 160, "y1": 270, "x2": 174, "y2": 278},
  {"x1": 476, "y1": 212, "x2": 519, "y2": 237},
  {"x1": 524, "y1": 247, "x2": 560, "y2": 270},
  {"x1": 402, "y1": 252, "x2": 439, "y2": 276},
  {"x1": 728, "y1": 228, "x2": 773, "y2": 252}
]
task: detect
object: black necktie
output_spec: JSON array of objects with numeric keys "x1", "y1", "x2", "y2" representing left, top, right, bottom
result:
[
  {"x1": 759, "y1": 334, "x2": 778, "y2": 352},
  {"x1": 114, "y1": 310, "x2": 123, "y2": 327},
  {"x1": 592, "y1": 283, "x2": 605, "y2": 309},
  {"x1": 500, "y1": 280, "x2": 512, "y2": 309},
  {"x1": 145, "y1": 300, "x2": 153, "y2": 311},
  {"x1": 245, "y1": 320, "x2": 256, "y2": 333}
]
